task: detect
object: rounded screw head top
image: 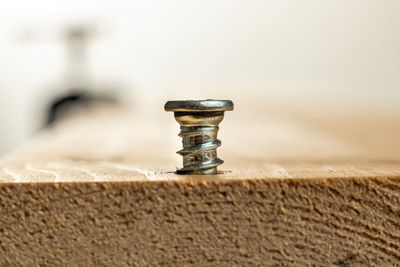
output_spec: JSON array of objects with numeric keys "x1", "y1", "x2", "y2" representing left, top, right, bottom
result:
[
  {"x1": 164, "y1": 99, "x2": 234, "y2": 112},
  {"x1": 165, "y1": 99, "x2": 234, "y2": 175}
]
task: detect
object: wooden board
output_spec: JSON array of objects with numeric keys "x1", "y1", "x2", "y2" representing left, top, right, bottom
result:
[{"x1": 0, "y1": 103, "x2": 399, "y2": 266}]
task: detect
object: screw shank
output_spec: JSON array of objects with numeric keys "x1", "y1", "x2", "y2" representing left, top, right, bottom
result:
[{"x1": 175, "y1": 112, "x2": 223, "y2": 174}]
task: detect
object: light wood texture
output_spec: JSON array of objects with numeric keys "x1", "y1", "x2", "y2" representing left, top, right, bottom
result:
[{"x1": 0, "y1": 103, "x2": 399, "y2": 266}]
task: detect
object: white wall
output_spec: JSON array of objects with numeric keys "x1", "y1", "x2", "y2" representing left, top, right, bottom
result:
[{"x1": 1, "y1": 0, "x2": 399, "y2": 155}]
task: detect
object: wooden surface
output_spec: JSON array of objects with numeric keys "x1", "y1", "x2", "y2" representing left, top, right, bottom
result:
[{"x1": 0, "y1": 103, "x2": 400, "y2": 266}]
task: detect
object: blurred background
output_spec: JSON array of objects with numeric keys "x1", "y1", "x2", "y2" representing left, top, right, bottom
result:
[{"x1": 0, "y1": 0, "x2": 399, "y2": 156}]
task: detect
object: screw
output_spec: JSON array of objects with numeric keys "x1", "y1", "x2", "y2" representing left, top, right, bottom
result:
[{"x1": 165, "y1": 100, "x2": 234, "y2": 175}]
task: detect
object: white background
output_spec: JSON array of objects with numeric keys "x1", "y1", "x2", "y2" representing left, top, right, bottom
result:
[{"x1": 0, "y1": 0, "x2": 399, "y2": 155}]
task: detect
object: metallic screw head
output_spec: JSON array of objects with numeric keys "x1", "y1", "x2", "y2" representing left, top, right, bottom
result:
[{"x1": 165, "y1": 99, "x2": 234, "y2": 175}]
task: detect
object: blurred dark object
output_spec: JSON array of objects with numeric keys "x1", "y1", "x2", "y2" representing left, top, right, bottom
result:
[
  {"x1": 45, "y1": 24, "x2": 119, "y2": 126},
  {"x1": 46, "y1": 90, "x2": 117, "y2": 126}
]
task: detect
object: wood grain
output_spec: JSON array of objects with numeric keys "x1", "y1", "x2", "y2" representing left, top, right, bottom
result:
[{"x1": 0, "y1": 103, "x2": 399, "y2": 266}]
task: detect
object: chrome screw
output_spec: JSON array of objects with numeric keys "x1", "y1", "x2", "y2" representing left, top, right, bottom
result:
[{"x1": 165, "y1": 100, "x2": 234, "y2": 175}]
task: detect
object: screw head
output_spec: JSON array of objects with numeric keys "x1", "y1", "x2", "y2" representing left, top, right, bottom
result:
[{"x1": 164, "y1": 99, "x2": 234, "y2": 112}]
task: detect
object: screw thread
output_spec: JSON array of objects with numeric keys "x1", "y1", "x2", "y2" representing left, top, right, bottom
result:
[{"x1": 176, "y1": 125, "x2": 223, "y2": 174}]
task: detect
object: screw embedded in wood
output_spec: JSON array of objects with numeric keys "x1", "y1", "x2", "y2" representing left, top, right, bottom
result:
[{"x1": 165, "y1": 100, "x2": 234, "y2": 175}]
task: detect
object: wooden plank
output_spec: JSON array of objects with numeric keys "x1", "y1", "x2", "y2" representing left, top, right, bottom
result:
[{"x1": 0, "y1": 104, "x2": 399, "y2": 265}]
